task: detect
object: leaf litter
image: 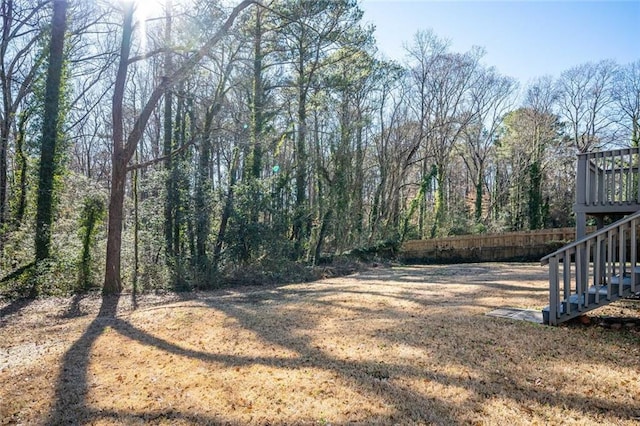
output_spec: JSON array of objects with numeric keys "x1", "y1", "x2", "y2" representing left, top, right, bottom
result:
[{"x1": 1, "y1": 263, "x2": 639, "y2": 425}]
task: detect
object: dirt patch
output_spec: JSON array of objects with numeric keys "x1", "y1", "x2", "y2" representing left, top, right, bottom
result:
[{"x1": 1, "y1": 263, "x2": 639, "y2": 425}]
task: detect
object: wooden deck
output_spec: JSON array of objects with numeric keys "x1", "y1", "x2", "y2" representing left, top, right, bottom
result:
[
  {"x1": 544, "y1": 147, "x2": 640, "y2": 325},
  {"x1": 575, "y1": 147, "x2": 640, "y2": 238},
  {"x1": 541, "y1": 210, "x2": 640, "y2": 324}
]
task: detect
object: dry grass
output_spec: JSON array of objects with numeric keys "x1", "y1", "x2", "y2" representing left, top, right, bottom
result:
[{"x1": 1, "y1": 263, "x2": 639, "y2": 425}]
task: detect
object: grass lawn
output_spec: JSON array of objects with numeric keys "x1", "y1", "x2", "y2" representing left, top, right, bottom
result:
[{"x1": 1, "y1": 263, "x2": 639, "y2": 425}]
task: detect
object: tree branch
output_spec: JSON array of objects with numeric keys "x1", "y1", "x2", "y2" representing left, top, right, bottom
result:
[
  {"x1": 127, "y1": 48, "x2": 171, "y2": 64},
  {"x1": 123, "y1": 0, "x2": 258, "y2": 162},
  {"x1": 126, "y1": 137, "x2": 196, "y2": 172}
]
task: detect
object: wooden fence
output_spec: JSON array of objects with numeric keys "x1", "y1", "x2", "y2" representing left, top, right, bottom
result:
[{"x1": 400, "y1": 227, "x2": 593, "y2": 263}]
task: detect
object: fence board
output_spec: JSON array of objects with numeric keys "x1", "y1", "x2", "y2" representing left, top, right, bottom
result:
[{"x1": 400, "y1": 227, "x2": 593, "y2": 263}]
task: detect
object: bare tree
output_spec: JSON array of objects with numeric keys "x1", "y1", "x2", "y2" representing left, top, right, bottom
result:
[
  {"x1": 523, "y1": 77, "x2": 562, "y2": 229},
  {"x1": 557, "y1": 60, "x2": 617, "y2": 152},
  {"x1": 612, "y1": 60, "x2": 640, "y2": 146},
  {"x1": 495, "y1": 77, "x2": 565, "y2": 231},
  {"x1": 0, "y1": 0, "x2": 49, "y2": 229},
  {"x1": 459, "y1": 66, "x2": 516, "y2": 221},
  {"x1": 368, "y1": 63, "x2": 420, "y2": 242},
  {"x1": 406, "y1": 30, "x2": 482, "y2": 237}
]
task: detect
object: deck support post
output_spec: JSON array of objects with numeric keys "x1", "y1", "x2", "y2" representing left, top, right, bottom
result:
[
  {"x1": 576, "y1": 154, "x2": 588, "y2": 240},
  {"x1": 543, "y1": 148, "x2": 640, "y2": 325},
  {"x1": 576, "y1": 212, "x2": 587, "y2": 239}
]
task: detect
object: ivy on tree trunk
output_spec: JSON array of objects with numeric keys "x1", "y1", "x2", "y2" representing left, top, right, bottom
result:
[{"x1": 34, "y1": 0, "x2": 67, "y2": 262}]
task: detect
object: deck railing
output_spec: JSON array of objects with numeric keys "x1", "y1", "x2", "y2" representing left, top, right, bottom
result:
[
  {"x1": 541, "y1": 210, "x2": 640, "y2": 325},
  {"x1": 577, "y1": 148, "x2": 640, "y2": 209}
]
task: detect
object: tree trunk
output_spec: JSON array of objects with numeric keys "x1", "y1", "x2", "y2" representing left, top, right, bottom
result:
[
  {"x1": 213, "y1": 147, "x2": 240, "y2": 268},
  {"x1": 368, "y1": 169, "x2": 386, "y2": 244},
  {"x1": 195, "y1": 107, "x2": 214, "y2": 270},
  {"x1": 418, "y1": 159, "x2": 428, "y2": 238},
  {"x1": 13, "y1": 112, "x2": 28, "y2": 226},
  {"x1": 103, "y1": 2, "x2": 134, "y2": 294},
  {"x1": 0, "y1": 0, "x2": 12, "y2": 230},
  {"x1": 430, "y1": 164, "x2": 447, "y2": 238},
  {"x1": 353, "y1": 118, "x2": 364, "y2": 242},
  {"x1": 132, "y1": 148, "x2": 139, "y2": 298},
  {"x1": 475, "y1": 166, "x2": 484, "y2": 221},
  {"x1": 34, "y1": 0, "x2": 67, "y2": 261},
  {"x1": 313, "y1": 208, "x2": 332, "y2": 265},
  {"x1": 1, "y1": 0, "x2": 49, "y2": 236},
  {"x1": 171, "y1": 94, "x2": 184, "y2": 260},
  {"x1": 293, "y1": 91, "x2": 307, "y2": 258},
  {"x1": 103, "y1": 0, "x2": 254, "y2": 293},
  {"x1": 104, "y1": 152, "x2": 127, "y2": 294},
  {"x1": 249, "y1": 5, "x2": 264, "y2": 181},
  {"x1": 163, "y1": 1, "x2": 174, "y2": 259},
  {"x1": 0, "y1": 124, "x2": 7, "y2": 229},
  {"x1": 334, "y1": 89, "x2": 350, "y2": 252},
  {"x1": 528, "y1": 161, "x2": 542, "y2": 230}
]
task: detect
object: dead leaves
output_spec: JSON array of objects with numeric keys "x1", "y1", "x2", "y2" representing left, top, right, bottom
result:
[{"x1": 1, "y1": 265, "x2": 640, "y2": 425}]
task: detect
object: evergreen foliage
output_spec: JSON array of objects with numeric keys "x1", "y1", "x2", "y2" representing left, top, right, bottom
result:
[
  {"x1": 77, "y1": 194, "x2": 105, "y2": 290},
  {"x1": 0, "y1": 0, "x2": 638, "y2": 299}
]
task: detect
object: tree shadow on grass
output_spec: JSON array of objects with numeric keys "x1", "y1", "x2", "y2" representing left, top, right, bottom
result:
[
  {"x1": 0, "y1": 297, "x2": 34, "y2": 325},
  {"x1": 45, "y1": 293, "x2": 288, "y2": 425},
  {"x1": 44, "y1": 292, "x2": 463, "y2": 424},
  {"x1": 43, "y1": 267, "x2": 640, "y2": 424},
  {"x1": 46, "y1": 294, "x2": 120, "y2": 425},
  {"x1": 60, "y1": 293, "x2": 90, "y2": 319},
  {"x1": 203, "y1": 295, "x2": 640, "y2": 423}
]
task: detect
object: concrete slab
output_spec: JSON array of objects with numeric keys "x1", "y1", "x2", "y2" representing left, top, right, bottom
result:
[{"x1": 486, "y1": 307, "x2": 544, "y2": 324}]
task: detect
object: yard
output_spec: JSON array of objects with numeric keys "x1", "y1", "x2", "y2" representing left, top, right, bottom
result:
[{"x1": 1, "y1": 263, "x2": 639, "y2": 425}]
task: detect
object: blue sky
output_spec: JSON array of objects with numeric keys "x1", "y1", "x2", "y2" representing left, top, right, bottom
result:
[{"x1": 360, "y1": 0, "x2": 640, "y2": 84}]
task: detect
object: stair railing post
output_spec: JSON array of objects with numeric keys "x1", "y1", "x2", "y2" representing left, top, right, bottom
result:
[
  {"x1": 596, "y1": 152, "x2": 604, "y2": 205},
  {"x1": 584, "y1": 240, "x2": 593, "y2": 309},
  {"x1": 607, "y1": 230, "x2": 614, "y2": 301},
  {"x1": 549, "y1": 256, "x2": 559, "y2": 325},
  {"x1": 618, "y1": 225, "x2": 625, "y2": 297},
  {"x1": 594, "y1": 234, "x2": 603, "y2": 304},
  {"x1": 576, "y1": 154, "x2": 588, "y2": 239},
  {"x1": 576, "y1": 243, "x2": 584, "y2": 311},
  {"x1": 632, "y1": 218, "x2": 637, "y2": 293},
  {"x1": 563, "y1": 250, "x2": 572, "y2": 317},
  {"x1": 625, "y1": 149, "x2": 633, "y2": 204}
]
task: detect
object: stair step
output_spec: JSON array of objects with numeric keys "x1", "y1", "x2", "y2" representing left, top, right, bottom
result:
[
  {"x1": 542, "y1": 280, "x2": 637, "y2": 325},
  {"x1": 542, "y1": 307, "x2": 550, "y2": 325},
  {"x1": 588, "y1": 282, "x2": 632, "y2": 295},
  {"x1": 609, "y1": 274, "x2": 639, "y2": 286}
]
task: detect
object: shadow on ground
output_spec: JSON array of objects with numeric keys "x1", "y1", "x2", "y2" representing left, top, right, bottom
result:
[{"x1": 37, "y1": 264, "x2": 640, "y2": 424}]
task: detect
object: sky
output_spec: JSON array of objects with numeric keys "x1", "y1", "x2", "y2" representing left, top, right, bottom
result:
[{"x1": 360, "y1": 0, "x2": 640, "y2": 84}]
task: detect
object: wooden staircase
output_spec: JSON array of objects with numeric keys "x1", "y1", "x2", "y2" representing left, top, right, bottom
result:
[
  {"x1": 541, "y1": 210, "x2": 640, "y2": 324},
  {"x1": 542, "y1": 148, "x2": 640, "y2": 325}
]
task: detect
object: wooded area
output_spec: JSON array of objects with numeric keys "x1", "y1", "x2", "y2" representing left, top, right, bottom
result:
[{"x1": 0, "y1": 0, "x2": 639, "y2": 297}]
